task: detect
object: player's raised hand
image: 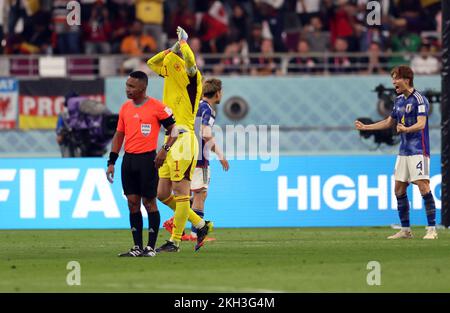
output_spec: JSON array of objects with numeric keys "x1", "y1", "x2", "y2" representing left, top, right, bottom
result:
[
  {"x1": 177, "y1": 26, "x2": 188, "y2": 42},
  {"x1": 106, "y1": 165, "x2": 115, "y2": 183},
  {"x1": 396, "y1": 123, "x2": 408, "y2": 133},
  {"x1": 354, "y1": 120, "x2": 366, "y2": 130},
  {"x1": 220, "y1": 159, "x2": 229, "y2": 172}
]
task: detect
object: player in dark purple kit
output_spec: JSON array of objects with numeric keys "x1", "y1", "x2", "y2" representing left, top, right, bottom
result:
[
  {"x1": 355, "y1": 65, "x2": 438, "y2": 239},
  {"x1": 189, "y1": 78, "x2": 229, "y2": 241}
]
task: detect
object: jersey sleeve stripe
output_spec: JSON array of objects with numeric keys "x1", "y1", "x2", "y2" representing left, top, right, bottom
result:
[
  {"x1": 421, "y1": 129, "x2": 428, "y2": 157},
  {"x1": 413, "y1": 91, "x2": 424, "y2": 104}
]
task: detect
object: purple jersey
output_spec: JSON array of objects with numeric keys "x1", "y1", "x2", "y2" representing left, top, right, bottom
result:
[
  {"x1": 195, "y1": 100, "x2": 216, "y2": 168},
  {"x1": 390, "y1": 89, "x2": 430, "y2": 156}
]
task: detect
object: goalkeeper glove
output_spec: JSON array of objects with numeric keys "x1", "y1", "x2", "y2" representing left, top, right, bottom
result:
[
  {"x1": 177, "y1": 26, "x2": 188, "y2": 42},
  {"x1": 169, "y1": 41, "x2": 180, "y2": 53}
]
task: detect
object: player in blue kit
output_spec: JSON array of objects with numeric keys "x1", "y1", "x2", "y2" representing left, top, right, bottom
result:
[
  {"x1": 354, "y1": 65, "x2": 438, "y2": 239},
  {"x1": 189, "y1": 78, "x2": 229, "y2": 241}
]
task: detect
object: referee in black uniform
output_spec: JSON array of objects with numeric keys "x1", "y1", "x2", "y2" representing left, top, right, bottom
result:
[{"x1": 106, "y1": 71, "x2": 178, "y2": 257}]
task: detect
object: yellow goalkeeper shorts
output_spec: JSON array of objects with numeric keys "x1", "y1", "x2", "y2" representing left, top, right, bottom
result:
[{"x1": 158, "y1": 131, "x2": 198, "y2": 182}]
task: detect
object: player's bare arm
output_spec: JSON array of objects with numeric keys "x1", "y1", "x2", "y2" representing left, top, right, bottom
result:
[
  {"x1": 214, "y1": 146, "x2": 230, "y2": 171},
  {"x1": 106, "y1": 130, "x2": 125, "y2": 183},
  {"x1": 202, "y1": 125, "x2": 229, "y2": 171},
  {"x1": 396, "y1": 115, "x2": 427, "y2": 133},
  {"x1": 354, "y1": 116, "x2": 395, "y2": 131}
]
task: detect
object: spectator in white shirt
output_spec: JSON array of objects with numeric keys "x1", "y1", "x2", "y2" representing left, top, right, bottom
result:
[{"x1": 410, "y1": 43, "x2": 440, "y2": 75}]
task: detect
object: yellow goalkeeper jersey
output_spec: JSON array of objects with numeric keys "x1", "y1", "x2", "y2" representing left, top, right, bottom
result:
[{"x1": 147, "y1": 43, "x2": 202, "y2": 131}]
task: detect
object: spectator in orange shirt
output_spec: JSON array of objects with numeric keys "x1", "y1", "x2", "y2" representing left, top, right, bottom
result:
[
  {"x1": 120, "y1": 20, "x2": 157, "y2": 56},
  {"x1": 120, "y1": 21, "x2": 157, "y2": 74}
]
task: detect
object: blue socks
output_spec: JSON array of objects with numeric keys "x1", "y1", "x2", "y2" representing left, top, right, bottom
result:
[
  {"x1": 422, "y1": 192, "x2": 436, "y2": 227},
  {"x1": 397, "y1": 192, "x2": 436, "y2": 227},
  {"x1": 396, "y1": 193, "x2": 410, "y2": 227},
  {"x1": 191, "y1": 209, "x2": 204, "y2": 234}
]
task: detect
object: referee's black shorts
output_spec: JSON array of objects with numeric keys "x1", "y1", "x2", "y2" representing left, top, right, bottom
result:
[{"x1": 121, "y1": 151, "x2": 158, "y2": 199}]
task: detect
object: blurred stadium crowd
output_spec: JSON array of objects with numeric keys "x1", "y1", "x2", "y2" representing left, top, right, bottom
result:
[{"x1": 0, "y1": 0, "x2": 442, "y2": 75}]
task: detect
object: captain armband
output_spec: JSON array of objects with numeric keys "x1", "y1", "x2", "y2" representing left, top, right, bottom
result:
[{"x1": 161, "y1": 115, "x2": 176, "y2": 128}]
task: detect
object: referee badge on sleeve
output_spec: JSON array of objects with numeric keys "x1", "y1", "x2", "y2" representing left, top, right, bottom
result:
[{"x1": 141, "y1": 124, "x2": 151, "y2": 136}]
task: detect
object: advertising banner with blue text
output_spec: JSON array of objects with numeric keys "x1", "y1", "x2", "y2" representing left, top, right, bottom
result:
[{"x1": 0, "y1": 156, "x2": 441, "y2": 229}]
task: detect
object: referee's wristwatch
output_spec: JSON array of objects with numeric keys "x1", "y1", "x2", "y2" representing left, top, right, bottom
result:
[{"x1": 162, "y1": 144, "x2": 171, "y2": 152}]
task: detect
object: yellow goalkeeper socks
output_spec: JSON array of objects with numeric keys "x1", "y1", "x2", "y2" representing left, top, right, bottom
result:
[
  {"x1": 161, "y1": 195, "x2": 177, "y2": 211},
  {"x1": 161, "y1": 195, "x2": 205, "y2": 229},
  {"x1": 170, "y1": 195, "x2": 190, "y2": 242}
]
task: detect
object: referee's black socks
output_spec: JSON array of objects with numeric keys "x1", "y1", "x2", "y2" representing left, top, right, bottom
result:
[
  {"x1": 130, "y1": 212, "x2": 143, "y2": 249},
  {"x1": 147, "y1": 211, "x2": 160, "y2": 249}
]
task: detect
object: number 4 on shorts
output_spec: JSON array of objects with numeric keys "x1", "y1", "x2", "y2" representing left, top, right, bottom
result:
[{"x1": 416, "y1": 160, "x2": 423, "y2": 174}]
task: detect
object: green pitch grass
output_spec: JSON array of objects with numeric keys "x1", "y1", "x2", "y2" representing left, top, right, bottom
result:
[{"x1": 0, "y1": 227, "x2": 449, "y2": 292}]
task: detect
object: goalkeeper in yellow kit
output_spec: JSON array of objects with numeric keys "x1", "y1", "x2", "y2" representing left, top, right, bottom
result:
[{"x1": 147, "y1": 26, "x2": 213, "y2": 252}]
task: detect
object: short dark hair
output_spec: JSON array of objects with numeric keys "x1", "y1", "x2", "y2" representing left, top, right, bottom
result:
[
  {"x1": 203, "y1": 78, "x2": 222, "y2": 98},
  {"x1": 129, "y1": 71, "x2": 148, "y2": 86},
  {"x1": 391, "y1": 65, "x2": 414, "y2": 87}
]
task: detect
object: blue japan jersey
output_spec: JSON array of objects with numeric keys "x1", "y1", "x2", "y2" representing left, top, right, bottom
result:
[
  {"x1": 390, "y1": 89, "x2": 430, "y2": 156},
  {"x1": 195, "y1": 100, "x2": 216, "y2": 167}
]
